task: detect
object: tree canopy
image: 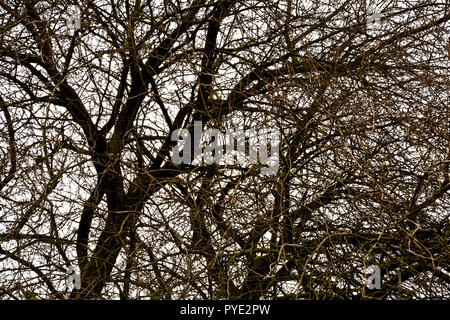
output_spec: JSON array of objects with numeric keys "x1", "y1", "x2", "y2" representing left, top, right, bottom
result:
[{"x1": 0, "y1": 0, "x2": 449, "y2": 299}]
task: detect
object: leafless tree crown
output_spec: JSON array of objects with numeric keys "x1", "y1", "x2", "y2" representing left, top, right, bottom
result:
[{"x1": 0, "y1": 0, "x2": 449, "y2": 300}]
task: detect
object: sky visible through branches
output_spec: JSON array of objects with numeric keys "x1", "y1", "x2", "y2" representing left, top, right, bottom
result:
[{"x1": 0, "y1": 0, "x2": 449, "y2": 300}]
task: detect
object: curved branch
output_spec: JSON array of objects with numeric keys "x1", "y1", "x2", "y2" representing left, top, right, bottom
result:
[
  {"x1": 0, "y1": 245, "x2": 64, "y2": 299},
  {"x1": 0, "y1": 96, "x2": 16, "y2": 192}
]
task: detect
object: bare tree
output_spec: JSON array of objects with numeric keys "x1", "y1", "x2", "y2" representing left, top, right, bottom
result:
[{"x1": 0, "y1": 0, "x2": 449, "y2": 300}]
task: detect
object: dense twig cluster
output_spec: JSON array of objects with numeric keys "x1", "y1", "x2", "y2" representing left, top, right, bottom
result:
[{"x1": 0, "y1": 0, "x2": 449, "y2": 299}]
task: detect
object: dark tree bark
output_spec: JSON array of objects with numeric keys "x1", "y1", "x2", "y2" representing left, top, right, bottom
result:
[{"x1": 0, "y1": 0, "x2": 449, "y2": 300}]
